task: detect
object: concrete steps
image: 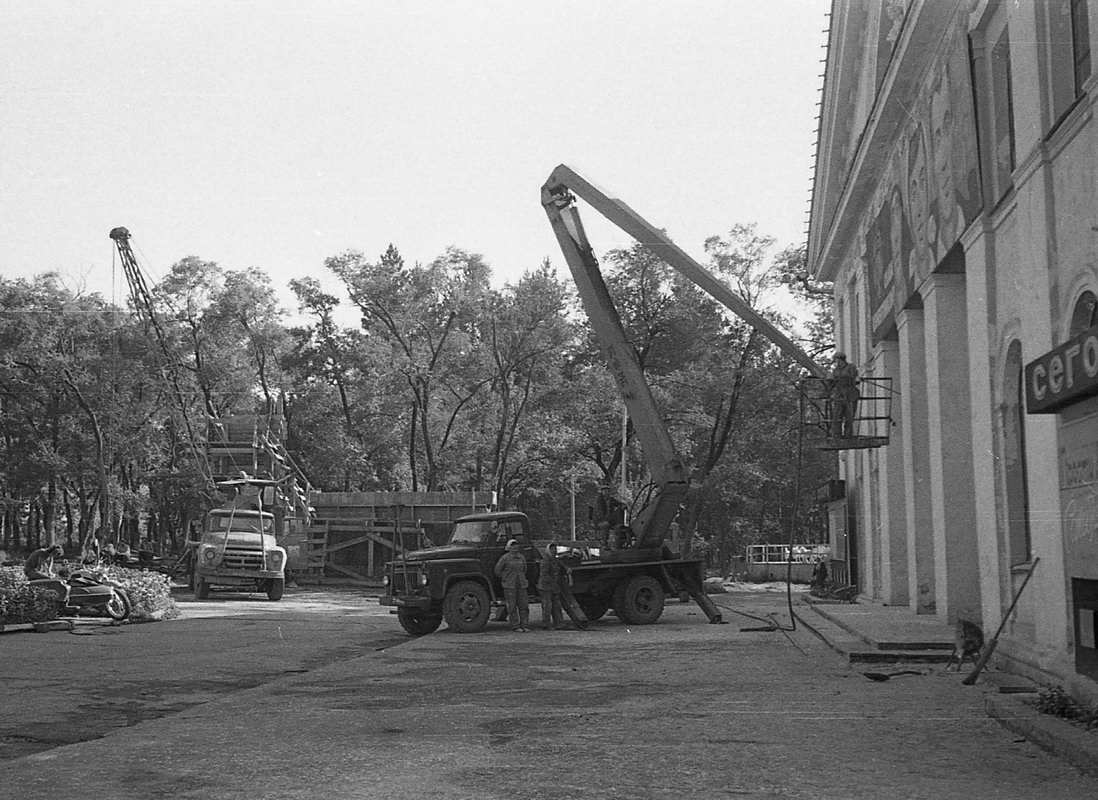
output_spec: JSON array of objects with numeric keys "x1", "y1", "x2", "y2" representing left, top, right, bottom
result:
[{"x1": 796, "y1": 600, "x2": 957, "y2": 664}]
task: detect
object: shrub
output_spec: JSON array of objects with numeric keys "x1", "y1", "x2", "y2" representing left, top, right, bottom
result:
[
  {"x1": 103, "y1": 565, "x2": 180, "y2": 621},
  {"x1": 0, "y1": 563, "x2": 179, "y2": 624},
  {"x1": 0, "y1": 566, "x2": 61, "y2": 624},
  {"x1": 1033, "y1": 684, "x2": 1098, "y2": 731}
]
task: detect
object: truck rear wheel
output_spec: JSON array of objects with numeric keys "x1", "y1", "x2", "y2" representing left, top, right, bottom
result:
[
  {"x1": 443, "y1": 581, "x2": 490, "y2": 633},
  {"x1": 615, "y1": 575, "x2": 665, "y2": 625},
  {"x1": 398, "y1": 608, "x2": 443, "y2": 636},
  {"x1": 576, "y1": 594, "x2": 609, "y2": 621},
  {"x1": 267, "y1": 577, "x2": 285, "y2": 601}
]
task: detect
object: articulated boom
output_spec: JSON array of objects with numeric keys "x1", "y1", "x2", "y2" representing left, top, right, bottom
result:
[{"x1": 541, "y1": 165, "x2": 825, "y2": 552}]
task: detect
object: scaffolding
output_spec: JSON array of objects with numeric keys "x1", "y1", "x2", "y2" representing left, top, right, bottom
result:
[{"x1": 799, "y1": 375, "x2": 894, "y2": 450}]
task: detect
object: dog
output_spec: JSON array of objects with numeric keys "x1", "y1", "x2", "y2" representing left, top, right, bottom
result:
[{"x1": 946, "y1": 618, "x2": 984, "y2": 670}]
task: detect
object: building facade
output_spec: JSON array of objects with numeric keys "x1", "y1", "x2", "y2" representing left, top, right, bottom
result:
[{"x1": 809, "y1": 0, "x2": 1098, "y2": 698}]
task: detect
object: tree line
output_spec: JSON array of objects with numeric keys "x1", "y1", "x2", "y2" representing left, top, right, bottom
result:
[{"x1": 0, "y1": 225, "x2": 834, "y2": 571}]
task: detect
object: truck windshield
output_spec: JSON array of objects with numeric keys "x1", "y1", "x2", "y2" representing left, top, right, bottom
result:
[
  {"x1": 207, "y1": 514, "x2": 271, "y2": 533},
  {"x1": 449, "y1": 521, "x2": 492, "y2": 544}
]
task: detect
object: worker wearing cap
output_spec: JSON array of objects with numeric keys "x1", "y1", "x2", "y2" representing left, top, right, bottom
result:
[
  {"x1": 494, "y1": 538, "x2": 530, "y2": 632},
  {"x1": 830, "y1": 352, "x2": 859, "y2": 438}
]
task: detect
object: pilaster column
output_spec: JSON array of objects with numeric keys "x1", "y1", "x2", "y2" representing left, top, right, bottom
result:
[
  {"x1": 874, "y1": 338, "x2": 909, "y2": 606},
  {"x1": 896, "y1": 307, "x2": 935, "y2": 613},
  {"x1": 920, "y1": 273, "x2": 980, "y2": 622}
]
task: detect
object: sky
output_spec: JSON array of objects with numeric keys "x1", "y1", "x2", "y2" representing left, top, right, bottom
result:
[{"x1": 0, "y1": 0, "x2": 830, "y2": 313}]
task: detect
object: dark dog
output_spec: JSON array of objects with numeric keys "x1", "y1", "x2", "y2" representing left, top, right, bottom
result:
[{"x1": 946, "y1": 618, "x2": 984, "y2": 670}]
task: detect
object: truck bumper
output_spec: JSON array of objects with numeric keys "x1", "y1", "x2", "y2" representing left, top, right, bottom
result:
[
  {"x1": 197, "y1": 569, "x2": 283, "y2": 584},
  {"x1": 379, "y1": 595, "x2": 433, "y2": 609}
]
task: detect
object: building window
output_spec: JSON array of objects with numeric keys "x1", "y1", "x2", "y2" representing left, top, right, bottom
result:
[
  {"x1": 1002, "y1": 339, "x2": 1031, "y2": 565},
  {"x1": 1063, "y1": 291, "x2": 1098, "y2": 423},
  {"x1": 1072, "y1": 0, "x2": 1091, "y2": 92},
  {"x1": 1048, "y1": 0, "x2": 1092, "y2": 125},
  {"x1": 973, "y1": 4, "x2": 1016, "y2": 204},
  {"x1": 991, "y1": 30, "x2": 1015, "y2": 196}
]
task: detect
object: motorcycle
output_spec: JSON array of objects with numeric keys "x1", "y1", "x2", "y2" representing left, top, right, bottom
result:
[{"x1": 30, "y1": 566, "x2": 132, "y2": 621}]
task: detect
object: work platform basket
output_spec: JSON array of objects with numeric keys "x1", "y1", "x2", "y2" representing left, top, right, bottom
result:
[{"x1": 799, "y1": 376, "x2": 894, "y2": 450}]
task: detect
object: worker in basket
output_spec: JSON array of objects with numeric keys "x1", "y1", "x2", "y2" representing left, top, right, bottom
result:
[
  {"x1": 829, "y1": 352, "x2": 859, "y2": 438},
  {"x1": 589, "y1": 484, "x2": 627, "y2": 548}
]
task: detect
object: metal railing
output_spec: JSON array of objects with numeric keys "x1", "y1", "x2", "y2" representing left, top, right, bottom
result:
[{"x1": 799, "y1": 375, "x2": 894, "y2": 449}]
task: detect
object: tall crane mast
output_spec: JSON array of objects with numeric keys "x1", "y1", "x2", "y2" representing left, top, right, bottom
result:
[
  {"x1": 542, "y1": 165, "x2": 827, "y2": 556},
  {"x1": 109, "y1": 226, "x2": 215, "y2": 494}
]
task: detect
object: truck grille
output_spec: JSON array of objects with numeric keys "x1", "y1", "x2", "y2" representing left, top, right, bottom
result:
[
  {"x1": 221, "y1": 548, "x2": 264, "y2": 570},
  {"x1": 389, "y1": 566, "x2": 422, "y2": 594}
]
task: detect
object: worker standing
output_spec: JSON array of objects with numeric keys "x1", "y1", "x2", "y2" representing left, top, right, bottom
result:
[
  {"x1": 830, "y1": 352, "x2": 859, "y2": 438},
  {"x1": 537, "y1": 542, "x2": 566, "y2": 630},
  {"x1": 494, "y1": 539, "x2": 530, "y2": 632},
  {"x1": 589, "y1": 485, "x2": 626, "y2": 547}
]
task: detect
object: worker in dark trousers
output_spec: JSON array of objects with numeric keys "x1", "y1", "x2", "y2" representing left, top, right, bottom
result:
[
  {"x1": 537, "y1": 542, "x2": 567, "y2": 630},
  {"x1": 589, "y1": 485, "x2": 626, "y2": 547},
  {"x1": 494, "y1": 539, "x2": 530, "y2": 632},
  {"x1": 830, "y1": 352, "x2": 859, "y2": 438}
]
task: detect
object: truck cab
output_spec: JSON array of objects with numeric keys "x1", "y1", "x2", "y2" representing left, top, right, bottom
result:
[
  {"x1": 380, "y1": 511, "x2": 539, "y2": 635},
  {"x1": 193, "y1": 505, "x2": 287, "y2": 602}
]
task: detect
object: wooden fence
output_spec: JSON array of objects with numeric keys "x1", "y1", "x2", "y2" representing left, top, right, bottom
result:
[{"x1": 284, "y1": 491, "x2": 496, "y2": 582}]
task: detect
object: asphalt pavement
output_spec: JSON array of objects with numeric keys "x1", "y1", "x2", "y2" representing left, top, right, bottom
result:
[{"x1": 1, "y1": 586, "x2": 1096, "y2": 800}]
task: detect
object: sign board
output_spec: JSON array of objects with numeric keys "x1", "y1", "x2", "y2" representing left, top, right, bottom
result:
[{"x1": 1025, "y1": 323, "x2": 1098, "y2": 413}]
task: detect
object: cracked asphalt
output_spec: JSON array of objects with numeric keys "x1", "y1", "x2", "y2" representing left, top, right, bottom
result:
[{"x1": 2, "y1": 586, "x2": 1097, "y2": 799}]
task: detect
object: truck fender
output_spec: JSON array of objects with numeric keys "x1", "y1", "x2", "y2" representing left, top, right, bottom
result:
[{"x1": 443, "y1": 573, "x2": 495, "y2": 602}]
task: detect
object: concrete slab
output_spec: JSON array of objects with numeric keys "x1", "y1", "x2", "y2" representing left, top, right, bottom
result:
[{"x1": 802, "y1": 597, "x2": 956, "y2": 650}]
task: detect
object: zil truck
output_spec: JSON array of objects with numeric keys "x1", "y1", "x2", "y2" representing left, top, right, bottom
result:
[
  {"x1": 192, "y1": 478, "x2": 289, "y2": 601},
  {"x1": 379, "y1": 509, "x2": 719, "y2": 635}
]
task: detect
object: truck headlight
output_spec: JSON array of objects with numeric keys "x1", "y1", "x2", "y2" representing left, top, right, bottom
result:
[
  {"x1": 269, "y1": 551, "x2": 283, "y2": 568},
  {"x1": 382, "y1": 574, "x2": 390, "y2": 586},
  {"x1": 419, "y1": 573, "x2": 429, "y2": 587},
  {"x1": 202, "y1": 547, "x2": 218, "y2": 564}
]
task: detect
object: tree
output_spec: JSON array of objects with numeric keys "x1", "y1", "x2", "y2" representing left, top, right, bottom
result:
[
  {"x1": 328, "y1": 245, "x2": 494, "y2": 492},
  {"x1": 575, "y1": 225, "x2": 833, "y2": 565}
]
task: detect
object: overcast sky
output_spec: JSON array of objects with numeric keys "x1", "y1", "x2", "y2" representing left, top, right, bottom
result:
[{"x1": 1, "y1": 0, "x2": 829, "y2": 311}]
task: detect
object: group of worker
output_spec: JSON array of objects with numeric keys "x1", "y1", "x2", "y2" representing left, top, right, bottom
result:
[{"x1": 493, "y1": 539, "x2": 587, "y2": 632}]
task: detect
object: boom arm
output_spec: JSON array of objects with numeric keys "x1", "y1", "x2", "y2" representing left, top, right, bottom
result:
[{"x1": 541, "y1": 165, "x2": 825, "y2": 551}]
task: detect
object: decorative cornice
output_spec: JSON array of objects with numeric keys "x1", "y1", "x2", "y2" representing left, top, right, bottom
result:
[{"x1": 810, "y1": 0, "x2": 958, "y2": 281}]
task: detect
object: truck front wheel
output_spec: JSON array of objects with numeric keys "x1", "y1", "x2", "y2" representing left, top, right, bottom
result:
[
  {"x1": 615, "y1": 575, "x2": 665, "y2": 625},
  {"x1": 195, "y1": 577, "x2": 210, "y2": 600},
  {"x1": 398, "y1": 608, "x2": 443, "y2": 636},
  {"x1": 443, "y1": 581, "x2": 490, "y2": 633},
  {"x1": 267, "y1": 577, "x2": 285, "y2": 601}
]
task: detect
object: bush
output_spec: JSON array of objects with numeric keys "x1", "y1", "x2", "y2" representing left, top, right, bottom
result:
[
  {"x1": 1033, "y1": 685, "x2": 1098, "y2": 731},
  {"x1": 0, "y1": 566, "x2": 61, "y2": 624},
  {"x1": 102, "y1": 565, "x2": 180, "y2": 621},
  {"x1": 0, "y1": 563, "x2": 179, "y2": 624}
]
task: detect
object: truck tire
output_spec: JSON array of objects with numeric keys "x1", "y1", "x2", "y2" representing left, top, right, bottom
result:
[
  {"x1": 442, "y1": 580, "x2": 490, "y2": 633},
  {"x1": 195, "y1": 576, "x2": 210, "y2": 600},
  {"x1": 267, "y1": 577, "x2": 285, "y2": 601},
  {"x1": 615, "y1": 575, "x2": 665, "y2": 625},
  {"x1": 398, "y1": 608, "x2": 443, "y2": 636},
  {"x1": 576, "y1": 594, "x2": 609, "y2": 621}
]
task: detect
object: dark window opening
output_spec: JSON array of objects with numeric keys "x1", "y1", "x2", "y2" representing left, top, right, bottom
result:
[
  {"x1": 1072, "y1": 0, "x2": 1091, "y2": 94},
  {"x1": 1003, "y1": 339, "x2": 1031, "y2": 564}
]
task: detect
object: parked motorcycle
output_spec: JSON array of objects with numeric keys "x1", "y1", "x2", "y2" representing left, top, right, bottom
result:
[{"x1": 30, "y1": 566, "x2": 132, "y2": 621}]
